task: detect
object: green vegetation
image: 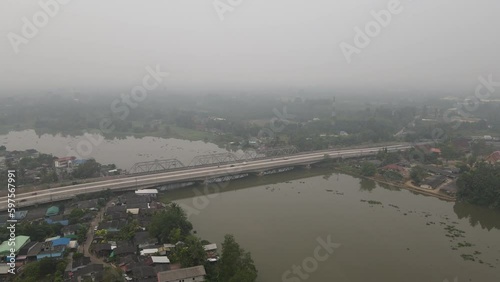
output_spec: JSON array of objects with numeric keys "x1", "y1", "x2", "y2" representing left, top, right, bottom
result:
[
  {"x1": 72, "y1": 159, "x2": 101, "y2": 179},
  {"x1": 0, "y1": 221, "x2": 62, "y2": 242},
  {"x1": 147, "y1": 203, "x2": 257, "y2": 281},
  {"x1": 217, "y1": 234, "x2": 258, "y2": 282},
  {"x1": 410, "y1": 166, "x2": 426, "y2": 185},
  {"x1": 13, "y1": 258, "x2": 67, "y2": 282},
  {"x1": 360, "y1": 162, "x2": 377, "y2": 176},
  {"x1": 457, "y1": 162, "x2": 500, "y2": 209},
  {"x1": 170, "y1": 235, "x2": 207, "y2": 268},
  {"x1": 149, "y1": 203, "x2": 193, "y2": 243}
]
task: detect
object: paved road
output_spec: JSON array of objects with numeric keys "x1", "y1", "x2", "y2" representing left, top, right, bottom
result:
[
  {"x1": 79, "y1": 199, "x2": 114, "y2": 265},
  {"x1": 1, "y1": 144, "x2": 413, "y2": 210}
]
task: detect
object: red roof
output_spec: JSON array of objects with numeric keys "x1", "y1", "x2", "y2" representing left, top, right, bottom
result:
[
  {"x1": 430, "y1": 148, "x2": 441, "y2": 154},
  {"x1": 382, "y1": 164, "x2": 406, "y2": 172},
  {"x1": 57, "y1": 156, "x2": 76, "y2": 161},
  {"x1": 485, "y1": 151, "x2": 500, "y2": 163}
]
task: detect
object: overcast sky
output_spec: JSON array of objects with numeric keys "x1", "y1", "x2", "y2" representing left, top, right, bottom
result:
[{"x1": 1, "y1": 0, "x2": 499, "y2": 96}]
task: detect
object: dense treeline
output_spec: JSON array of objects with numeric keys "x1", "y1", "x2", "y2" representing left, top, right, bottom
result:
[
  {"x1": 1, "y1": 93, "x2": 498, "y2": 150},
  {"x1": 457, "y1": 163, "x2": 500, "y2": 209},
  {"x1": 149, "y1": 203, "x2": 257, "y2": 282}
]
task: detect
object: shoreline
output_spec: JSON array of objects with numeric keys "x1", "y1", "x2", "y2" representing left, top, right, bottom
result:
[{"x1": 333, "y1": 167, "x2": 456, "y2": 202}]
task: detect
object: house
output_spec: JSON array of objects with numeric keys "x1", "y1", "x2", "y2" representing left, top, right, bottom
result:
[
  {"x1": 485, "y1": 151, "x2": 500, "y2": 164},
  {"x1": 13, "y1": 210, "x2": 28, "y2": 221},
  {"x1": 98, "y1": 220, "x2": 127, "y2": 232},
  {"x1": 149, "y1": 256, "x2": 170, "y2": 264},
  {"x1": 67, "y1": 263, "x2": 104, "y2": 282},
  {"x1": 430, "y1": 148, "x2": 441, "y2": 155},
  {"x1": 71, "y1": 159, "x2": 88, "y2": 166},
  {"x1": 157, "y1": 265, "x2": 207, "y2": 282},
  {"x1": 21, "y1": 242, "x2": 44, "y2": 262},
  {"x1": 51, "y1": 237, "x2": 71, "y2": 247},
  {"x1": 135, "y1": 189, "x2": 158, "y2": 197},
  {"x1": 45, "y1": 206, "x2": 60, "y2": 217},
  {"x1": 203, "y1": 243, "x2": 218, "y2": 261},
  {"x1": 120, "y1": 194, "x2": 151, "y2": 205},
  {"x1": 67, "y1": 240, "x2": 79, "y2": 249},
  {"x1": 15, "y1": 241, "x2": 39, "y2": 264},
  {"x1": 36, "y1": 244, "x2": 65, "y2": 260},
  {"x1": 380, "y1": 164, "x2": 407, "y2": 174},
  {"x1": 127, "y1": 208, "x2": 140, "y2": 215},
  {"x1": 108, "y1": 210, "x2": 128, "y2": 221},
  {"x1": 74, "y1": 199, "x2": 100, "y2": 210},
  {"x1": 423, "y1": 165, "x2": 457, "y2": 178},
  {"x1": 45, "y1": 215, "x2": 69, "y2": 226},
  {"x1": 420, "y1": 175, "x2": 447, "y2": 189},
  {"x1": 54, "y1": 156, "x2": 76, "y2": 168},
  {"x1": 113, "y1": 242, "x2": 136, "y2": 257},
  {"x1": 131, "y1": 265, "x2": 157, "y2": 281},
  {"x1": 62, "y1": 224, "x2": 81, "y2": 237},
  {"x1": 127, "y1": 202, "x2": 150, "y2": 209},
  {"x1": 0, "y1": 235, "x2": 30, "y2": 257},
  {"x1": 106, "y1": 205, "x2": 127, "y2": 215},
  {"x1": 92, "y1": 243, "x2": 112, "y2": 257},
  {"x1": 134, "y1": 231, "x2": 158, "y2": 249},
  {"x1": 66, "y1": 256, "x2": 91, "y2": 272},
  {"x1": 140, "y1": 248, "x2": 159, "y2": 256}
]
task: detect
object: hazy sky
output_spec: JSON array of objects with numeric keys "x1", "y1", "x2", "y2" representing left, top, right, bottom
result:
[{"x1": 1, "y1": 0, "x2": 499, "y2": 95}]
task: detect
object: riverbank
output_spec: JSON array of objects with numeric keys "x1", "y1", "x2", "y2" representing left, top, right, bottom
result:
[{"x1": 333, "y1": 166, "x2": 456, "y2": 202}]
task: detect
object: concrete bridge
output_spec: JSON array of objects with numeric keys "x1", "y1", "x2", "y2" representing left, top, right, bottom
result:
[{"x1": 0, "y1": 143, "x2": 414, "y2": 211}]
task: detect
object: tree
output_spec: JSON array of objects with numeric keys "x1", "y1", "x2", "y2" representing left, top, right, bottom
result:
[
  {"x1": 102, "y1": 266, "x2": 123, "y2": 282},
  {"x1": 173, "y1": 235, "x2": 207, "y2": 268},
  {"x1": 360, "y1": 162, "x2": 377, "y2": 176},
  {"x1": 0, "y1": 145, "x2": 6, "y2": 151},
  {"x1": 14, "y1": 258, "x2": 67, "y2": 282},
  {"x1": 410, "y1": 166, "x2": 426, "y2": 185},
  {"x1": 72, "y1": 159, "x2": 101, "y2": 179},
  {"x1": 219, "y1": 234, "x2": 258, "y2": 282},
  {"x1": 457, "y1": 162, "x2": 500, "y2": 209},
  {"x1": 149, "y1": 203, "x2": 193, "y2": 243},
  {"x1": 68, "y1": 208, "x2": 85, "y2": 224}
]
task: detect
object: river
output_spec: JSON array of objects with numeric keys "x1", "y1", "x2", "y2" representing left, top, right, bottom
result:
[
  {"x1": 164, "y1": 168, "x2": 500, "y2": 282},
  {"x1": 2, "y1": 130, "x2": 499, "y2": 281},
  {"x1": 0, "y1": 130, "x2": 233, "y2": 170}
]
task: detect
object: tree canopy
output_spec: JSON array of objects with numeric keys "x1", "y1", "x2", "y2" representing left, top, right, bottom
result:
[
  {"x1": 218, "y1": 234, "x2": 258, "y2": 282},
  {"x1": 72, "y1": 159, "x2": 101, "y2": 179},
  {"x1": 149, "y1": 203, "x2": 193, "y2": 243},
  {"x1": 360, "y1": 162, "x2": 377, "y2": 176},
  {"x1": 457, "y1": 162, "x2": 500, "y2": 209}
]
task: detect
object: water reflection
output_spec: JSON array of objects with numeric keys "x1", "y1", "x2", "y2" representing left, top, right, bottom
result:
[
  {"x1": 359, "y1": 178, "x2": 376, "y2": 192},
  {"x1": 453, "y1": 202, "x2": 500, "y2": 231}
]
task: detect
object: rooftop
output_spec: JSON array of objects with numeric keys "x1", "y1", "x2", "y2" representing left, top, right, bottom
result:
[{"x1": 157, "y1": 265, "x2": 206, "y2": 282}]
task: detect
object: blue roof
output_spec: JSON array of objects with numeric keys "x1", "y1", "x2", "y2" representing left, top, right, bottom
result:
[
  {"x1": 51, "y1": 237, "x2": 70, "y2": 246},
  {"x1": 72, "y1": 159, "x2": 88, "y2": 165},
  {"x1": 45, "y1": 218, "x2": 69, "y2": 226}
]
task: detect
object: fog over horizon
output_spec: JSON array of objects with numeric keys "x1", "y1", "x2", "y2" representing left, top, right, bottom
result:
[{"x1": 1, "y1": 0, "x2": 499, "y2": 97}]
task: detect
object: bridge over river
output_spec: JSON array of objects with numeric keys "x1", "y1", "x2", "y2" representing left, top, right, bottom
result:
[{"x1": 1, "y1": 143, "x2": 417, "y2": 210}]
